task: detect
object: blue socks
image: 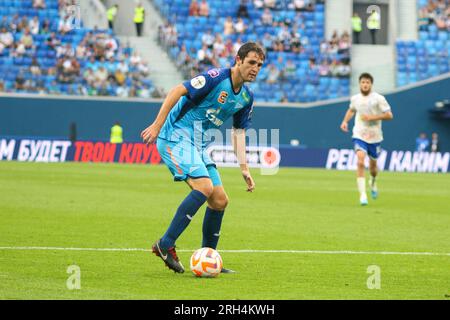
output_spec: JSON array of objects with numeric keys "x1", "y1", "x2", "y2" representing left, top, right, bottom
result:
[
  {"x1": 160, "y1": 190, "x2": 207, "y2": 249},
  {"x1": 202, "y1": 207, "x2": 225, "y2": 249}
]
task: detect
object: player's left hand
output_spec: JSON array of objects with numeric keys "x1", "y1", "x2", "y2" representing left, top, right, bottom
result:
[
  {"x1": 242, "y1": 170, "x2": 255, "y2": 192},
  {"x1": 141, "y1": 123, "x2": 160, "y2": 145}
]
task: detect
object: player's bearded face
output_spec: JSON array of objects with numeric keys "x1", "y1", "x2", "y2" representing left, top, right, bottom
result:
[
  {"x1": 359, "y1": 79, "x2": 372, "y2": 95},
  {"x1": 238, "y1": 52, "x2": 264, "y2": 82}
]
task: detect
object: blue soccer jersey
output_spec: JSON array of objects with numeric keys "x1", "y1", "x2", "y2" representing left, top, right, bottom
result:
[{"x1": 158, "y1": 68, "x2": 254, "y2": 147}]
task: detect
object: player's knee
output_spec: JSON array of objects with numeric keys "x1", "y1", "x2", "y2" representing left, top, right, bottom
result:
[
  {"x1": 211, "y1": 195, "x2": 229, "y2": 210},
  {"x1": 214, "y1": 195, "x2": 228, "y2": 210},
  {"x1": 197, "y1": 182, "x2": 214, "y2": 198},
  {"x1": 357, "y1": 159, "x2": 365, "y2": 168}
]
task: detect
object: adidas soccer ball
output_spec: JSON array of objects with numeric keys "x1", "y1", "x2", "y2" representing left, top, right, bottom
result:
[{"x1": 190, "y1": 247, "x2": 223, "y2": 277}]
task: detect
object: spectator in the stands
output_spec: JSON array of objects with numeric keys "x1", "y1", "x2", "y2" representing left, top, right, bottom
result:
[
  {"x1": 292, "y1": 0, "x2": 307, "y2": 11},
  {"x1": 336, "y1": 61, "x2": 351, "y2": 77},
  {"x1": 30, "y1": 57, "x2": 42, "y2": 75},
  {"x1": 224, "y1": 38, "x2": 233, "y2": 56},
  {"x1": 213, "y1": 34, "x2": 226, "y2": 57},
  {"x1": 234, "y1": 17, "x2": 246, "y2": 34},
  {"x1": 9, "y1": 14, "x2": 20, "y2": 33},
  {"x1": 290, "y1": 30, "x2": 302, "y2": 53},
  {"x1": 416, "y1": 132, "x2": 430, "y2": 152},
  {"x1": 261, "y1": 8, "x2": 273, "y2": 25},
  {"x1": 266, "y1": 64, "x2": 280, "y2": 84},
  {"x1": 130, "y1": 51, "x2": 142, "y2": 67},
  {"x1": 138, "y1": 61, "x2": 150, "y2": 78},
  {"x1": 318, "y1": 60, "x2": 330, "y2": 76},
  {"x1": 15, "y1": 70, "x2": 26, "y2": 90},
  {"x1": 40, "y1": 19, "x2": 51, "y2": 34},
  {"x1": 261, "y1": 32, "x2": 273, "y2": 51},
  {"x1": 197, "y1": 44, "x2": 214, "y2": 67},
  {"x1": 33, "y1": 0, "x2": 46, "y2": 9},
  {"x1": 338, "y1": 31, "x2": 351, "y2": 54},
  {"x1": 223, "y1": 16, "x2": 234, "y2": 35},
  {"x1": 199, "y1": 0, "x2": 210, "y2": 17},
  {"x1": 75, "y1": 40, "x2": 88, "y2": 59},
  {"x1": 116, "y1": 85, "x2": 129, "y2": 98},
  {"x1": 14, "y1": 42, "x2": 26, "y2": 57},
  {"x1": 284, "y1": 59, "x2": 296, "y2": 79},
  {"x1": 58, "y1": 14, "x2": 74, "y2": 35},
  {"x1": 17, "y1": 17, "x2": 29, "y2": 33},
  {"x1": 201, "y1": 29, "x2": 214, "y2": 49},
  {"x1": 253, "y1": 0, "x2": 264, "y2": 9},
  {"x1": 237, "y1": 0, "x2": 249, "y2": 18},
  {"x1": 83, "y1": 68, "x2": 96, "y2": 87},
  {"x1": 20, "y1": 28, "x2": 34, "y2": 50},
  {"x1": 233, "y1": 37, "x2": 243, "y2": 55},
  {"x1": 264, "y1": 0, "x2": 276, "y2": 9},
  {"x1": 29, "y1": 16, "x2": 40, "y2": 35},
  {"x1": 431, "y1": 132, "x2": 440, "y2": 153},
  {"x1": 0, "y1": 27, "x2": 14, "y2": 49},
  {"x1": 48, "y1": 80, "x2": 60, "y2": 95},
  {"x1": 116, "y1": 57, "x2": 129, "y2": 74},
  {"x1": 46, "y1": 32, "x2": 61, "y2": 50},
  {"x1": 189, "y1": 0, "x2": 200, "y2": 16},
  {"x1": 57, "y1": 43, "x2": 75, "y2": 58},
  {"x1": 94, "y1": 66, "x2": 109, "y2": 87}
]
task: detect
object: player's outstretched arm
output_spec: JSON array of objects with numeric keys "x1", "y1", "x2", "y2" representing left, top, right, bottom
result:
[
  {"x1": 141, "y1": 84, "x2": 188, "y2": 144},
  {"x1": 340, "y1": 109, "x2": 355, "y2": 132},
  {"x1": 232, "y1": 128, "x2": 255, "y2": 192}
]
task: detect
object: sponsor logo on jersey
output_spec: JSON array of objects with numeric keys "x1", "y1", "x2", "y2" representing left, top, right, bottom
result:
[
  {"x1": 191, "y1": 75, "x2": 206, "y2": 89},
  {"x1": 207, "y1": 69, "x2": 220, "y2": 78},
  {"x1": 217, "y1": 91, "x2": 228, "y2": 104},
  {"x1": 242, "y1": 90, "x2": 250, "y2": 102},
  {"x1": 206, "y1": 108, "x2": 223, "y2": 126}
]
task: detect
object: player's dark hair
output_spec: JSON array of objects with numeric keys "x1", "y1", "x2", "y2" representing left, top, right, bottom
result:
[
  {"x1": 359, "y1": 72, "x2": 374, "y2": 83},
  {"x1": 237, "y1": 42, "x2": 266, "y2": 62}
]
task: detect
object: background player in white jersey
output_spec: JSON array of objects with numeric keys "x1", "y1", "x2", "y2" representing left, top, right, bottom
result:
[{"x1": 340, "y1": 73, "x2": 394, "y2": 205}]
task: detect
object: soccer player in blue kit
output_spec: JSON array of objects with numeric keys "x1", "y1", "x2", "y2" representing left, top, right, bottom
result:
[{"x1": 141, "y1": 42, "x2": 265, "y2": 273}]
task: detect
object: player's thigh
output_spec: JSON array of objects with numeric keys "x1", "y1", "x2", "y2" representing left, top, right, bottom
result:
[
  {"x1": 207, "y1": 185, "x2": 229, "y2": 210},
  {"x1": 186, "y1": 177, "x2": 214, "y2": 198},
  {"x1": 157, "y1": 138, "x2": 210, "y2": 183},
  {"x1": 356, "y1": 149, "x2": 366, "y2": 163}
]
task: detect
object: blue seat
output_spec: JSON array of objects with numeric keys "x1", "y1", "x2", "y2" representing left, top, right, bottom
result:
[
  {"x1": 419, "y1": 31, "x2": 428, "y2": 41},
  {"x1": 438, "y1": 31, "x2": 448, "y2": 41}
]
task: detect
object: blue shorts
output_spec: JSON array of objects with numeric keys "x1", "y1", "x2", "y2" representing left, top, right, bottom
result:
[
  {"x1": 156, "y1": 137, "x2": 222, "y2": 186},
  {"x1": 353, "y1": 138, "x2": 381, "y2": 160}
]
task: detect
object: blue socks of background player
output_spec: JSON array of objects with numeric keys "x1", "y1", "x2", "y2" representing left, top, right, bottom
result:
[
  {"x1": 160, "y1": 190, "x2": 207, "y2": 249},
  {"x1": 202, "y1": 207, "x2": 224, "y2": 249}
]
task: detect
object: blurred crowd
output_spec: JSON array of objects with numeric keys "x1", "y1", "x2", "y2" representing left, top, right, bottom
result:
[
  {"x1": 418, "y1": 0, "x2": 450, "y2": 31},
  {"x1": 0, "y1": 0, "x2": 161, "y2": 98}
]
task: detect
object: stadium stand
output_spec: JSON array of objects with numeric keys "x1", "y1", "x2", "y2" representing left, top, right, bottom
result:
[
  {"x1": 396, "y1": 0, "x2": 450, "y2": 87},
  {"x1": 153, "y1": 0, "x2": 351, "y2": 103},
  {"x1": 0, "y1": 0, "x2": 156, "y2": 98}
]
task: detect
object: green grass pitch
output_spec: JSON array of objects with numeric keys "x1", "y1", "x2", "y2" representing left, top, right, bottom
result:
[{"x1": 0, "y1": 161, "x2": 449, "y2": 300}]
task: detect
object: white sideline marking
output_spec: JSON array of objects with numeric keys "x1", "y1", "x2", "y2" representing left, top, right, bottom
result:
[{"x1": 0, "y1": 246, "x2": 449, "y2": 256}]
